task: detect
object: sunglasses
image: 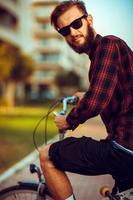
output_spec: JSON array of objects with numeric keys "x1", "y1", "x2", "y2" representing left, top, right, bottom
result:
[{"x1": 57, "y1": 14, "x2": 88, "y2": 37}]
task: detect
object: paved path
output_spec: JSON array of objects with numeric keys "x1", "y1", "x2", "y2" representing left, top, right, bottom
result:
[{"x1": 0, "y1": 116, "x2": 114, "y2": 199}]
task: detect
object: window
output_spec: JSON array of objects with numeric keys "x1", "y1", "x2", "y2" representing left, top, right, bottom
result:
[{"x1": 40, "y1": 54, "x2": 59, "y2": 63}]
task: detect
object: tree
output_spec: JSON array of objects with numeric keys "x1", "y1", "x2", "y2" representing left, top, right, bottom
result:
[
  {"x1": 55, "y1": 71, "x2": 80, "y2": 87},
  {"x1": 0, "y1": 42, "x2": 18, "y2": 82},
  {"x1": 10, "y1": 53, "x2": 34, "y2": 82},
  {"x1": 55, "y1": 71, "x2": 81, "y2": 96},
  {"x1": 0, "y1": 41, "x2": 34, "y2": 107}
]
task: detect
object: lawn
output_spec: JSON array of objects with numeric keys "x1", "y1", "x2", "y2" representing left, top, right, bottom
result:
[{"x1": 0, "y1": 105, "x2": 59, "y2": 174}]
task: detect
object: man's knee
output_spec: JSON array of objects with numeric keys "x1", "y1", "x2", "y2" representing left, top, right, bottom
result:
[{"x1": 39, "y1": 144, "x2": 54, "y2": 170}]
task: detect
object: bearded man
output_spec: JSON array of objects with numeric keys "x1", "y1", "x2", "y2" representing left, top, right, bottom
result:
[{"x1": 39, "y1": 1, "x2": 133, "y2": 200}]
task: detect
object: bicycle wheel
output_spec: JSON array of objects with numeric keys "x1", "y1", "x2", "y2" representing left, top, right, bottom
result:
[{"x1": 0, "y1": 184, "x2": 54, "y2": 200}]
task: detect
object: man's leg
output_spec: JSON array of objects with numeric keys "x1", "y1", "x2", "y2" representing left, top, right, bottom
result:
[{"x1": 39, "y1": 144, "x2": 75, "y2": 200}]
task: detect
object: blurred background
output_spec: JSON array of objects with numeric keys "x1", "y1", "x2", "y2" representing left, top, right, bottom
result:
[
  {"x1": 0, "y1": 0, "x2": 132, "y2": 175},
  {"x1": 0, "y1": 0, "x2": 89, "y2": 108},
  {"x1": 0, "y1": 0, "x2": 89, "y2": 175}
]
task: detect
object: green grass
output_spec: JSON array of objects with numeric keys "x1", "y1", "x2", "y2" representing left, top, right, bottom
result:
[{"x1": 0, "y1": 106, "x2": 58, "y2": 174}]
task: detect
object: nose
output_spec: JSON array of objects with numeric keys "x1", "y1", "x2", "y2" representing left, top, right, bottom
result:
[{"x1": 69, "y1": 27, "x2": 78, "y2": 37}]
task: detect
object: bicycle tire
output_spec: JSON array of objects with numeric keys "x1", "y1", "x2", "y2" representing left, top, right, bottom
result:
[{"x1": 0, "y1": 184, "x2": 54, "y2": 200}]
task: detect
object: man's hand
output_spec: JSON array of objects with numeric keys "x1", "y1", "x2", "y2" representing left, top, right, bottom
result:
[
  {"x1": 73, "y1": 92, "x2": 85, "y2": 101},
  {"x1": 54, "y1": 115, "x2": 69, "y2": 132}
]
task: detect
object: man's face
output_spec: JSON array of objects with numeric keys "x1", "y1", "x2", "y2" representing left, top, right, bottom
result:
[{"x1": 57, "y1": 6, "x2": 95, "y2": 54}]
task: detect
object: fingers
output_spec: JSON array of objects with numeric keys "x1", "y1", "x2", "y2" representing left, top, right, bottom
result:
[
  {"x1": 73, "y1": 92, "x2": 85, "y2": 101},
  {"x1": 54, "y1": 115, "x2": 69, "y2": 130}
]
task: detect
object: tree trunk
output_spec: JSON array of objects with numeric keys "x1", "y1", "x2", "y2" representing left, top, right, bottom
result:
[{"x1": 4, "y1": 81, "x2": 16, "y2": 107}]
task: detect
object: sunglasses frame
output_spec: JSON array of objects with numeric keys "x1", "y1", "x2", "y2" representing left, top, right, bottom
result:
[{"x1": 57, "y1": 14, "x2": 88, "y2": 37}]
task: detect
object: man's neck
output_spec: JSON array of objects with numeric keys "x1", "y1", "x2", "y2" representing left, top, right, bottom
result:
[{"x1": 85, "y1": 31, "x2": 97, "y2": 55}]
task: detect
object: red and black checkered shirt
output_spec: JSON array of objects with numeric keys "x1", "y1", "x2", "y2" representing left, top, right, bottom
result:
[{"x1": 66, "y1": 34, "x2": 133, "y2": 150}]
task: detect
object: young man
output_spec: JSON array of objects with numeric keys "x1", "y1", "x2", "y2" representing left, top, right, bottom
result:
[{"x1": 39, "y1": 1, "x2": 133, "y2": 200}]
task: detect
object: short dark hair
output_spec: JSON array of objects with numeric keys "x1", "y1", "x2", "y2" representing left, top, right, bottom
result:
[{"x1": 51, "y1": 0, "x2": 88, "y2": 30}]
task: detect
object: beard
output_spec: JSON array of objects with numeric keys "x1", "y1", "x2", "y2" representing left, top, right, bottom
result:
[{"x1": 66, "y1": 25, "x2": 95, "y2": 54}]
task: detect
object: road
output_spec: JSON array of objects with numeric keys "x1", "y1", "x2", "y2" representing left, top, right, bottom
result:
[{"x1": 0, "y1": 116, "x2": 114, "y2": 199}]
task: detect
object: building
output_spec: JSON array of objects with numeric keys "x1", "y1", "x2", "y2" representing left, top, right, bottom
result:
[
  {"x1": 0, "y1": 0, "x2": 89, "y2": 102},
  {"x1": 31, "y1": 0, "x2": 88, "y2": 99},
  {"x1": 0, "y1": 0, "x2": 19, "y2": 46}
]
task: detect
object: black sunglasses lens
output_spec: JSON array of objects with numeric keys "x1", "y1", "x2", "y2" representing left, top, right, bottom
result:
[
  {"x1": 59, "y1": 15, "x2": 85, "y2": 36},
  {"x1": 72, "y1": 18, "x2": 82, "y2": 29},
  {"x1": 59, "y1": 27, "x2": 70, "y2": 36}
]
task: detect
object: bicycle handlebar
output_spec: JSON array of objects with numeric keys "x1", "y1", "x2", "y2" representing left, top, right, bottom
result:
[
  {"x1": 33, "y1": 96, "x2": 79, "y2": 150},
  {"x1": 54, "y1": 96, "x2": 78, "y2": 140},
  {"x1": 54, "y1": 96, "x2": 78, "y2": 116}
]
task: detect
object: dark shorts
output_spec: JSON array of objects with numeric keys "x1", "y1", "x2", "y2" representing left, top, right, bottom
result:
[{"x1": 49, "y1": 136, "x2": 133, "y2": 190}]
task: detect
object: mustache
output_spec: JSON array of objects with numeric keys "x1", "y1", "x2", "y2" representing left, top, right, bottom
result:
[
  {"x1": 66, "y1": 25, "x2": 95, "y2": 54},
  {"x1": 71, "y1": 35, "x2": 83, "y2": 41}
]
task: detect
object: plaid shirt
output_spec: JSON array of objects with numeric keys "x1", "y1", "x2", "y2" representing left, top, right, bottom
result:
[{"x1": 66, "y1": 34, "x2": 133, "y2": 150}]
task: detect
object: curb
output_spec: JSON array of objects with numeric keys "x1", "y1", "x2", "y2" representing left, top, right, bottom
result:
[{"x1": 0, "y1": 135, "x2": 58, "y2": 183}]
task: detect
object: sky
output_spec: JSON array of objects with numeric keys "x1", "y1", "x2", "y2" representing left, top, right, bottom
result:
[{"x1": 84, "y1": 0, "x2": 133, "y2": 49}]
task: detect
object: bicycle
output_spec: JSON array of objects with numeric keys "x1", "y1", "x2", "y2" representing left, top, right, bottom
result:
[{"x1": 0, "y1": 96, "x2": 133, "y2": 200}]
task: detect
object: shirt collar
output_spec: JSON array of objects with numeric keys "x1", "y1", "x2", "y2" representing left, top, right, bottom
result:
[{"x1": 89, "y1": 34, "x2": 102, "y2": 60}]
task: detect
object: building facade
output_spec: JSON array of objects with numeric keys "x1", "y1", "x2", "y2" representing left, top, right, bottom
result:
[{"x1": 0, "y1": 0, "x2": 89, "y2": 102}]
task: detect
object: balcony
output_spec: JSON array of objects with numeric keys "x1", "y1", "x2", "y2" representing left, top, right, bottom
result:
[
  {"x1": 11, "y1": 0, "x2": 18, "y2": 2},
  {"x1": 0, "y1": 26, "x2": 19, "y2": 46},
  {"x1": 37, "y1": 48, "x2": 60, "y2": 54},
  {"x1": 0, "y1": 1, "x2": 19, "y2": 17},
  {"x1": 0, "y1": 6, "x2": 18, "y2": 30},
  {"x1": 35, "y1": 16, "x2": 50, "y2": 23},
  {"x1": 33, "y1": 31, "x2": 62, "y2": 40},
  {"x1": 36, "y1": 62, "x2": 63, "y2": 71},
  {"x1": 32, "y1": 1, "x2": 59, "y2": 7},
  {"x1": 38, "y1": 38, "x2": 64, "y2": 48}
]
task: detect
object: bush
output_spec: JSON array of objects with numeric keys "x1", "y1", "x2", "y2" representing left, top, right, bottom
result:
[{"x1": 55, "y1": 71, "x2": 80, "y2": 87}]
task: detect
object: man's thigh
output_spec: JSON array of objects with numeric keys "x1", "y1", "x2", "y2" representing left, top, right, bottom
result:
[{"x1": 49, "y1": 136, "x2": 111, "y2": 175}]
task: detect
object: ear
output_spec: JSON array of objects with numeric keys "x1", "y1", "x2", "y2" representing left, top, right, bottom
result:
[{"x1": 87, "y1": 14, "x2": 93, "y2": 26}]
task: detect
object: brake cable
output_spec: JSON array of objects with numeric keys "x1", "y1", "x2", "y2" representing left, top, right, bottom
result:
[
  {"x1": 33, "y1": 96, "x2": 78, "y2": 152},
  {"x1": 32, "y1": 99, "x2": 61, "y2": 152}
]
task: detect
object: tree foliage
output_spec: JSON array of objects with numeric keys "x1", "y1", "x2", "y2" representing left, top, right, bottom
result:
[
  {"x1": 10, "y1": 53, "x2": 34, "y2": 82},
  {"x1": 55, "y1": 71, "x2": 81, "y2": 87},
  {"x1": 0, "y1": 42, "x2": 17, "y2": 81},
  {"x1": 0, "y1": 41, "x2": 34, "y2": 82},
  {"x1": 0, "y1": 41, "x2": 34, "y2": 107}
]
